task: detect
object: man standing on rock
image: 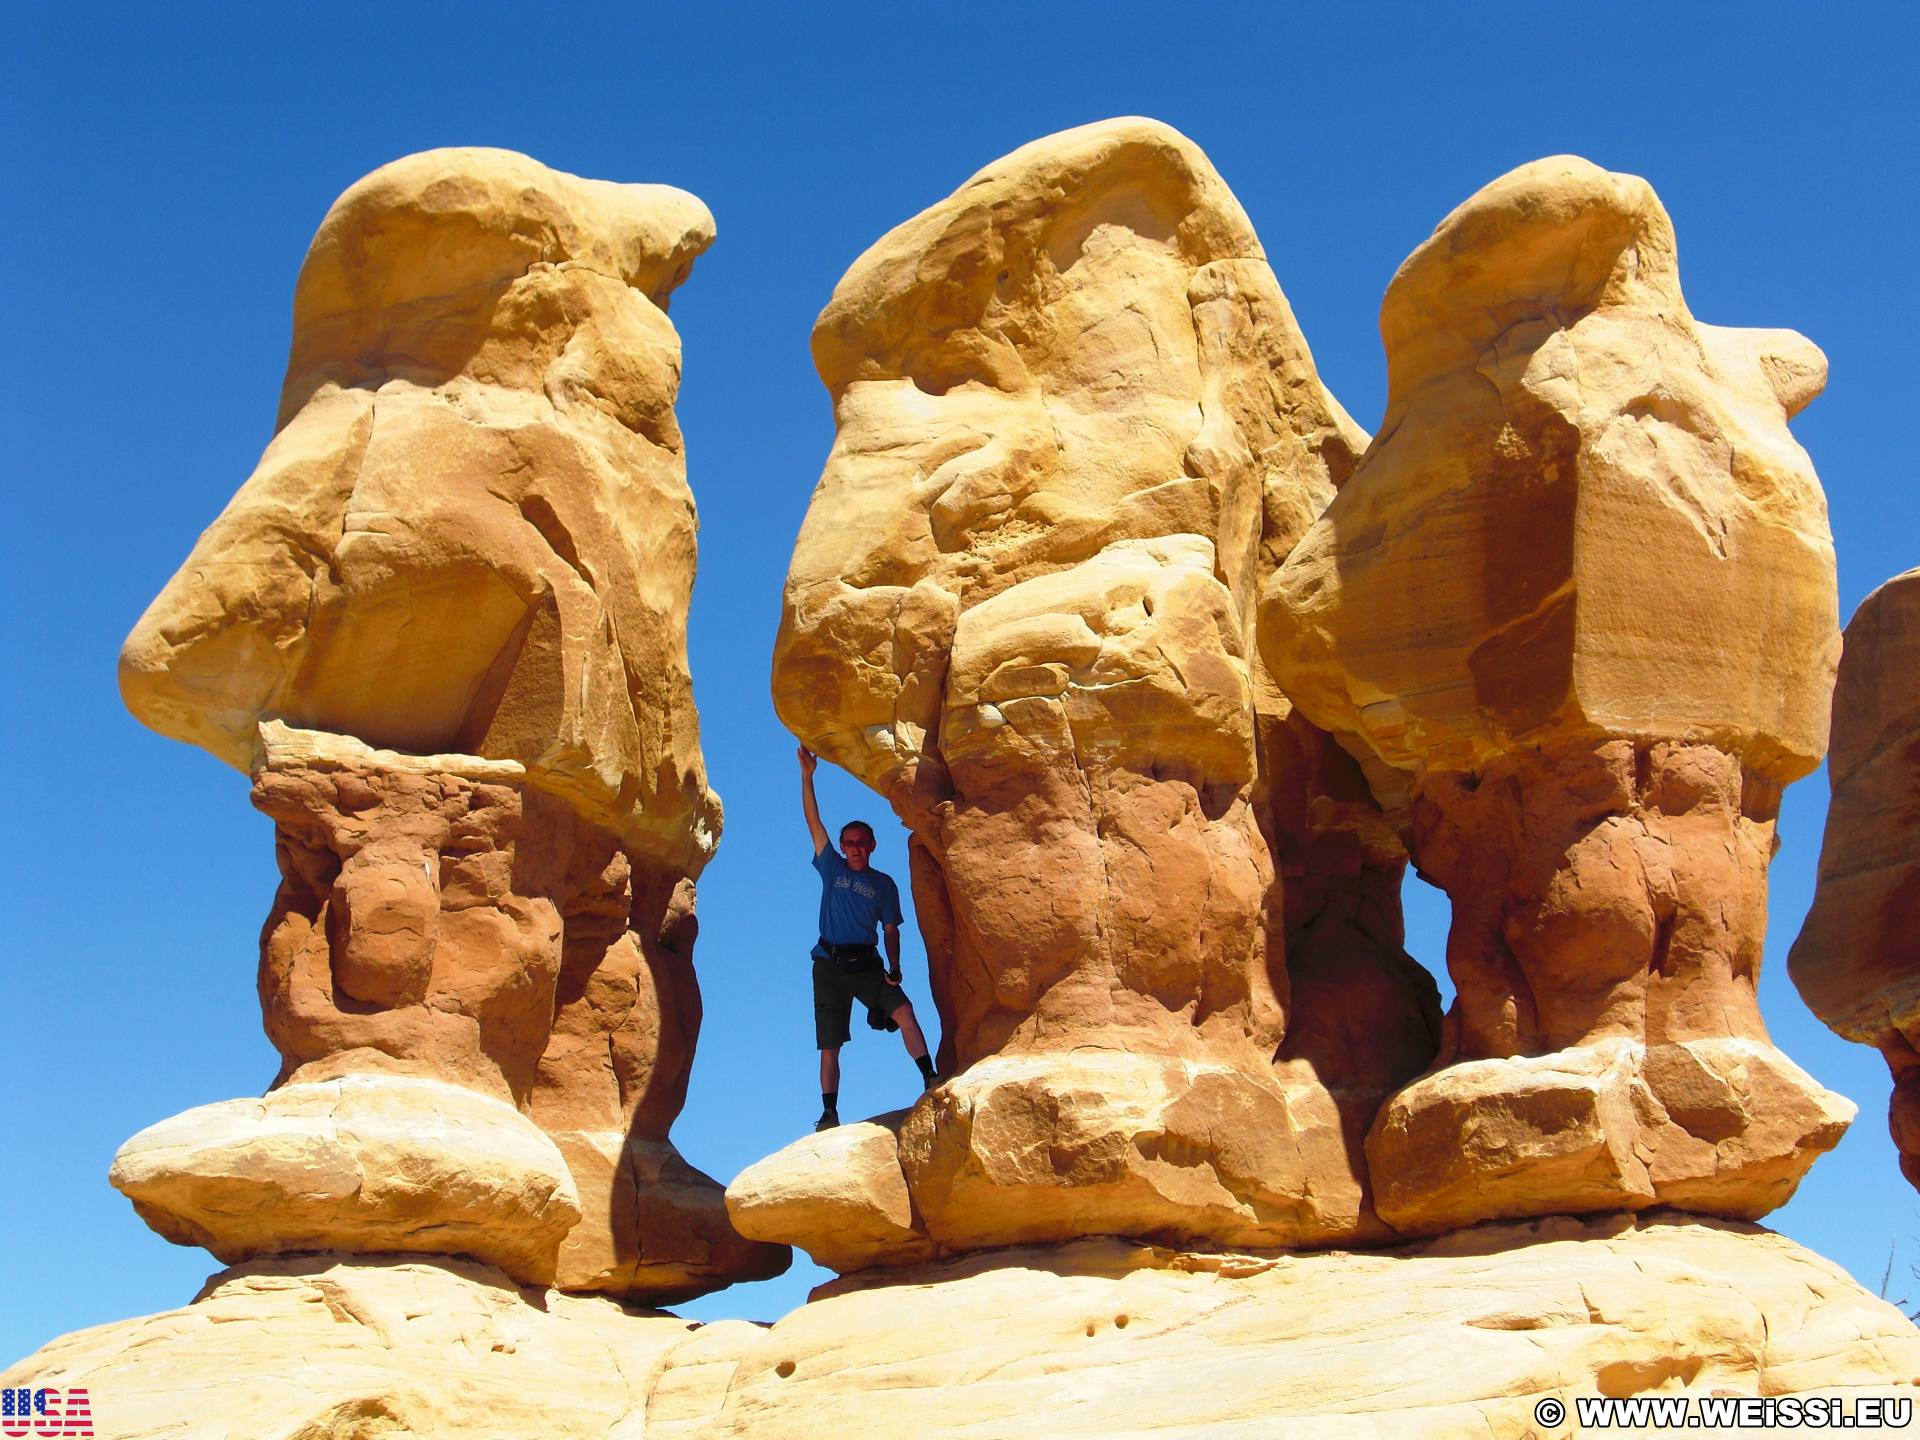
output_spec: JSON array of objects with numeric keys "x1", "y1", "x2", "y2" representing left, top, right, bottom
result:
[{"x1": 798, "y1": 745, "x2": 936, "y2": 1130}]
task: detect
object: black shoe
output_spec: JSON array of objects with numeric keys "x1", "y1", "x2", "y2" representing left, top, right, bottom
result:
[
  {"x1": 921, "y1": 1070, "x2": 939, "y2": 1092},
  {"x1": 814, "y1": 1107, "x2": 840, "y2": 1132}
]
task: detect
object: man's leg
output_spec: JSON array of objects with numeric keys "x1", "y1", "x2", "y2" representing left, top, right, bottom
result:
[
  {"x1": 890, "y1": 1000, "x2": 938, "y2": 1089},
  {"x1": 814, "y1": 957, "x2": 852, "y2": 1131},
  {"x1": 817, "y1": 1047, "x2": 842, "y2": 1130}
]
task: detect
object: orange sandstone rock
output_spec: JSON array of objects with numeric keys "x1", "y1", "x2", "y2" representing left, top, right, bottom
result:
[
  {"x1": 1791, "y1": 569, "x2": 1920, "y2": 1191},
  {"x1": 1265, "y1": 157, "x2": 1851, "y2": 1234},
  {"x1": 113, "y1": 149, "x2": 782, "y2": 1300},
  {"x1": 757, "y1": 118, "x2": 1436, "y2": 1266}
]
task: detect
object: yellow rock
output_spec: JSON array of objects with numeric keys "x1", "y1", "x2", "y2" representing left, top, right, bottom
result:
[
  {"x1": 769, "y1": 118, "x2": 1423, "y2": 1268},
  {"x1": 1265, "y1": 155, "x2": 1837, "y2": 783},
  {"x1": 107, "y1": 1076, "x2": 580, "y2": 1286},
  {"x1": 1262, "y1": 159, "x2": 1847, "y2": 1232},
  {"x1": 120, "y1": 146, "x2": 719, "y2": 869},
  {"x1": 727, "y1": 1111, "x2": 937, "y2": 1273},
  {"x1": 11, "y1": 1220, "x2": 1915, "y2": 1437},
  {"x1": 113, "y1": 151, "x2": 782, "y2": 1303},
  {"x1": 2, "y1": 1256, "x2": 722, "y2": 1439}
]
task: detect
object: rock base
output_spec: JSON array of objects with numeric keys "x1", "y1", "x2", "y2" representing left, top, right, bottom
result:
[
  {"x1": 11, "y1": 1215, "x2": 1916, "y2": 1438},
  {"x1": 1368, "y1": 1037, "x2": 1854, "y2": 1235},
  {"x1": 108, "y1": 1076, "x2": 580, "y2": 1284}
]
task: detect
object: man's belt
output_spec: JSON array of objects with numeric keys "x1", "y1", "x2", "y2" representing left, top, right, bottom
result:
[{"x1": 819, "y1": 939, "x2": 881, "y2": 968}]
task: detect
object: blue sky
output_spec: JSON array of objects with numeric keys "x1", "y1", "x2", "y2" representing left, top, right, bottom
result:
[{"x1": 5, "y1": 2, "x2": 1918, "y2": 1362}]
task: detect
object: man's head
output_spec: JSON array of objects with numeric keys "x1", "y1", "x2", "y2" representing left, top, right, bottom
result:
[{"x1": 840, "y1": 821, "x2": 876, "y2": 870}]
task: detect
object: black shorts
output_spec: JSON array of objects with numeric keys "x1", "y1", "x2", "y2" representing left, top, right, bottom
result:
[{"x1": 813, "y1": 953, "x2": 908, "y2": 1050}]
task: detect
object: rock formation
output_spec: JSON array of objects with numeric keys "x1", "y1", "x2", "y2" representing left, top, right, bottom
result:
[
  {"x1": 114, "y1": 147, "x2": 784, "y2": 1300},
  {"x1": 758, "y1": 117, "x2": 1440, "y2": 1266},
  {"x1": 1791, "y1": 569, "x2": 1920, "y2": 1189},
  {"x1": 11, "y1": 1218, "x2": 1917, "y2": 1437},
  {"x1": 1263, "y1": 156, "x2": 1852, "y2": 1234},
  {"x1": 12, "y1": 124, "x2": 1904, "y2": 1439}
]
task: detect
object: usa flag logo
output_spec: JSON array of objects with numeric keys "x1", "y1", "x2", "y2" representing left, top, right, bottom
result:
[{"x1": 0, "y1": 1387, "x2": 91, "y2": 1437}]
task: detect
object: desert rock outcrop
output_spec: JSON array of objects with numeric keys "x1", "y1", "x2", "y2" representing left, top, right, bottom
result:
[
  {"x1": 1791, "y1": 569, "x2": 1920, "y2": 1189},
  {"x1": 764, "y1": 117, "x2": 1437, "y2": 1264},
  {"x1": 11, "y1": 1218, "x2": 1917, "y2": 1438},
  {"x1": 31, "y1": 124, "x2": 1900, "y2": 1440},
  {"x1": 1263, "y1": 156, "x2": 1851, "y2": 1233},
  {"x1": 113, "y1": 148, "x2": 783, "y2": 1300}
]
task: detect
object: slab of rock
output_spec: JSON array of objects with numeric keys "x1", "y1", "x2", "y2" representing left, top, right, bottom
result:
[
  {"x1": 1367, "y1": 1037, "x2": 1850, "y2": 1235},
  {"x1": 1263, "y1": 157, "x2": 1850, "y2": 1230},
  {"x1": 1, "y1": 1256, "x2": 726, "y2": 1439},
  {"x1": 11, "y1": 1219, "x2": 1916, "y2": 1437},
  {"x1": 113, "y1": 149, "x2": 782, "y2": 1302},
  {"x1": 108, "y1": 1076, "x2": 579, "y2": 1285},
  {"x1": 727, "y1": 1111, "x2": 938, "y2": 1273},
  {"x1": 1791, "y1": 569, "x2": 1920, "y2": 1189},
  {"x1": 702, "y1": 1218, "x2": 1919, "y2": 1438},
  {"x1": 899, "y1": 1050, "x2": 1378, "y2": 1251},
  {"x1": 771, "y1": 117, "x2": 1430, "y2": 1267}
]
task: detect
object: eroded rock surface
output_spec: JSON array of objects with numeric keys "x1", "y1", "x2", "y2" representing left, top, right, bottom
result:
[
  {"x1": 120, "y1": 148, "x2": 718, "y2": 865},
  {"x1": 108, "y1": 1077, "x2": 580, "y2": 1285},
  {"x1": 2, "y1": 1257, "x2": 720, "y2": 1439},
  {"x1": 11, "y1": 1219, "x2": 1916, "y2": 1438},
  {"x1": 1792, "y1": 569, "x2": 1920, "y2": 1190},
  {"x1": 728, "y1": 1110, "x2": 937, "y2": 1273},
  {"x1": 114, "y1": 149, "x2": 782, "y2": 1301},
  {"x1": 1263, "y1": 156, "x2": 1851, "y2": 1232},
  {"x1": 768, "y1": 117, "x2": 1434, "y2": 1263}
]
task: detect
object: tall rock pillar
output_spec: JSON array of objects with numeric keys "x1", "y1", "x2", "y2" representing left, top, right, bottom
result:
[
  {"x1": 759, "y1": 119, "x2": 1436, "y2": 1263},
  {"x1": 1264, "y1": 157, "x2": 1852, "y2": 1234},
  {"x1": 115, "y1": 148, "x2": 785, "y2": 1300}
]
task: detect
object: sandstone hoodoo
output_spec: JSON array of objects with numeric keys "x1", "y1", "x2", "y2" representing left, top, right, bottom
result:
[
  {"x1": 1791, "y1": 568, "x2": 1920, "y2": 1190},
  {"x1": 757, "y1": 117, "x2": 1440, "y2": 1266},
  {"x1": 14, "y1": 123, "x2": 1911, "y2": 1438},
  {"x1": 114, "y1": 147, "x2": 785, "y2": 1300},
  {"x1": 748, "y1": 136, "x2": 1856, "y2": 1273},
  {"x1": 1263, "y1": 156, "x2": 1852, "y2": 1234}
]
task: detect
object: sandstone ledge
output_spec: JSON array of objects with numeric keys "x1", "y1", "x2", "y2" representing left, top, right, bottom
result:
[
  {"x1": 9, "y1": 1215, "x2": 1916, "y2": 1438},
  {"x1": 108, "y1": 1076, "x2": 580, "y2": 1285}
]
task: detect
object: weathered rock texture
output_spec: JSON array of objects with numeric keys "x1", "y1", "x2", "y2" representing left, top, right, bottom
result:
[
  {"x1": 729, "y1": 1111, "x2": 938, "y2": 1273},
  {"x1": 120, "y1": 148, "x2": 718, "y2": 863},
  {"x1": 114, "y1": 149, "x2": 783, "y2": 1300},
  {"x1": 1263, "y1": 156, "x2": 1851, "y2": 1234},
  {"x1": 12, "y1": 1218, "x2": 1917, "y2": 1438},
  {"x1": 3, "y1": 1257, "x2": 713, "y2": 1440},
  {"x1": 768, "y1": 117, "x2": 1438, "y2": 1265},
  {"x1": 109, "y1": 1077, "x2": 582, "y2": 1283},
  {"x1": 1792, "y1": 569, "x2": 1920, "y2": 1190}
]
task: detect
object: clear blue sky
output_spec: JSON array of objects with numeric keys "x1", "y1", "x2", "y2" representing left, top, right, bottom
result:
[{"x1": 5, "y1": 3, "x2": 1918, "y2": 1364}]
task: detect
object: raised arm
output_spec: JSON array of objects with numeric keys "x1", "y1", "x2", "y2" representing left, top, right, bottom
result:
[{"x1": 797, "y1": 745, "x2": 829, "y2": 855}]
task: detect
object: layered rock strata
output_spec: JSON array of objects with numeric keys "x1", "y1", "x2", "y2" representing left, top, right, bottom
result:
[
  {"x1": 115, "y1": 148, "x2": 783, "y2": 1300},
  {"x1": 1791, "y1": 569, "x2": 1920, "y2": 1189},
  {"x1": 763, "y1": 117, "x2": 1437, "y2": 1265},
  {"x1": 11, "y1": 1218, "x2": 1917, "y2": 1438},
  {"x1": 1263, "y1": 156, "x2": 1852, "y2": 1233}
]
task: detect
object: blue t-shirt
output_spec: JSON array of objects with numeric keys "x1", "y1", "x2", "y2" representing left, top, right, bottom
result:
[{"x1": 812, "y1": 846, "x2": 903, "y2": 949}]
